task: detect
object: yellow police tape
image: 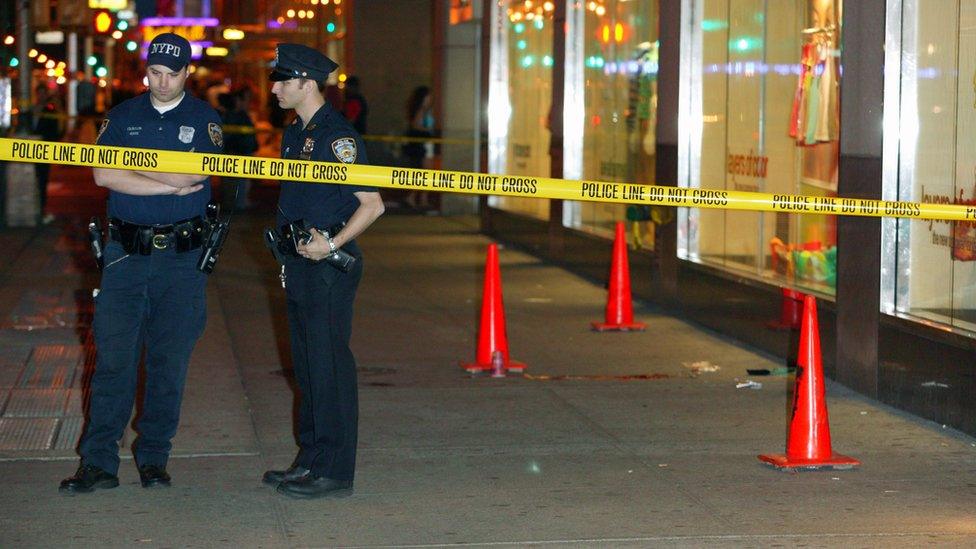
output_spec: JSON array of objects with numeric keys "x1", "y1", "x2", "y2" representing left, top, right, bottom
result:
[{"x1": 0, "y1": 137, "x2": 971, "y2": 222}]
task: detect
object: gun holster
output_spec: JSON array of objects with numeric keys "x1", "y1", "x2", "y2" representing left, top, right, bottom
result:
[{"x1": 270, "y1": 220, "x2": 357, "y2": 273}]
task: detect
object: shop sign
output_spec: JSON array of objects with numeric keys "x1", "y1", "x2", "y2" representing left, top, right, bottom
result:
[
  {"x1": 727, "y1": 149, "x2": 768, "y2": 192},
  {"x1": 36, "y1": 31, "x2": 65, "y2": 44},
  {"x1": 921, "y1": 182, "x2": 976, "y2": 261},
  {"x1": 89, "y1": 0, "x2": 127, "y2": 9},
  {"x1": 143, "y1": 25, "x2": 208, "y2": 44},
  {"x1": 141, "y1": 17, "x2": 218, "y2": 45}
]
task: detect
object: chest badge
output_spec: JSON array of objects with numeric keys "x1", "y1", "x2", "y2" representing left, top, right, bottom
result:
[
  {"x1": 179, "y1": 125, "x2": 195, "y2": 144},
  {"x1": 331, "y1": 137, "x2": 357, "y2": 164},
  {"x1": 299, "y1": 137, "x2": 315, "y2": 160}
]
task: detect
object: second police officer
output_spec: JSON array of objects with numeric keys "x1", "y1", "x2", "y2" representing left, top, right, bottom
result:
[
  {"x1": 261, "y1": 44, "x2": 384, "y2": 499},
  {"x1": 60, "y1": 33, "x2": 224, "y2": 493}
]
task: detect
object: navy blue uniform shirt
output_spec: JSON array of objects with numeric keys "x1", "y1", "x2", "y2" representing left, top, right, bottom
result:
[
  {"x1": 97, "y1": 92, "x2": 223, "y2": 225},
  {"x1": 277, "y1": 103, "x2": 376, "y2": 229}
]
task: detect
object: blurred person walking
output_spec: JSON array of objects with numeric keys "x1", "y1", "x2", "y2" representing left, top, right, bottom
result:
[
  {"x1": 402, "y1": 85, "x2": 436, "y2": 211},
  {"x1": 219, "y1": 89, "x2": 259, "y2": 209},
  {"x1": 342, "y1": 76, "x2": 368, "y2": 134},
  {"x1": 70, "y1": 70, "x2": 97, "y2": 141},
  {"x1": 33, "y1": 83, "x2": 64, "y2": 224}
]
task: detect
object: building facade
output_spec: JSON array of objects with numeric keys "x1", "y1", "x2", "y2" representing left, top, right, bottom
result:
[{"x1": 463, "y1": 0, "x2": 976, "y2": 436}]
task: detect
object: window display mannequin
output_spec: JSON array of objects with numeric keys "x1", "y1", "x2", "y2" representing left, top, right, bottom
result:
[{"x1": 790, "y1": 0, "x2": 842, "y2": 275}]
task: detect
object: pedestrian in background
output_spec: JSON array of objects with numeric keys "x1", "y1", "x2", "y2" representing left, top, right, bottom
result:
[
  {"x1": 262, "y1": 43, "x2": 384, "y2": 499},
  {"x1": 267, "y1": 91, "x2": 288, "y2": 129},
  {"x1": 402, "y1": 85, "x2": 435, "y2": 211},
  {"x1": 33, "y1": 83, "x2": 64, "y2": 224},
  {"x1": 71, "y1": 70, "x2": 97, "y2": 142},
  {"x1": 219, "y1": 88, "x2": 259, "y2": 209},
  {"x1": 60, "y1": 32, "x2": 224, "y2": 494},
  {"x1": 342, "y1": 75, "x2": 368, "y2": 134}
]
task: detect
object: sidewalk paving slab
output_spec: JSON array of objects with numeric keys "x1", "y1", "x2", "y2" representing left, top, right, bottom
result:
[{"x1": 0, "y1": 213, "x2": 974, "y2": 548}]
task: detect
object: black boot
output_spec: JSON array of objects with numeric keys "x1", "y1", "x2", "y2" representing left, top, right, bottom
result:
[
  {"x1": 262, "y1": 464, "x2": 311, "y2": 485},
  {"x1": 59, "y1": 464, "x2": 119, "y2": 494},
  {"x1": 276, "y1": 476, "x2": 353, "y2": 499},
  {"x1": 138, "y1": 464, "x2": 171, "y2": 488}
]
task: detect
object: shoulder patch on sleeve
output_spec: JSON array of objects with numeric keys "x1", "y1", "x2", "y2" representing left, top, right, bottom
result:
[
  {"x1": 331, "y1": 137, "x2": 357, "y2": 164},
  {"x1": 96, "y1": 119, "x2": 110, "y2": 142},
  {"x1": 208, "y1": 123, "x2": 223, "y2": 148}
]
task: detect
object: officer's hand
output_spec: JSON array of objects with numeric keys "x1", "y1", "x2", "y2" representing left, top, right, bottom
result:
[
  {"x1": 173, "y1": 184, "x2": 204, "y2": 196},
  {"x1": 296, "y1": 229, "x2": 331, "y2": 261}
]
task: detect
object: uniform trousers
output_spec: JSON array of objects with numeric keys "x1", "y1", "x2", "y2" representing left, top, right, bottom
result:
[
  {"x1": 284, "y1": 252, "x2": 362, "y2": 482},
  {"x1": 80, "y1": 241, "x2": 207, "y2": 475}
]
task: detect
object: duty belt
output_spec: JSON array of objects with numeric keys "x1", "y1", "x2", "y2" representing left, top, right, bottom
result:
[{"x1": 109, "y1": 216, "x2": 208, "y2": 255}]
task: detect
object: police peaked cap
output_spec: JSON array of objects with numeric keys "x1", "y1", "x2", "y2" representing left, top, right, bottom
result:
[{"x1": 269, "y1": 43, "x2": 338, "y2": 82}]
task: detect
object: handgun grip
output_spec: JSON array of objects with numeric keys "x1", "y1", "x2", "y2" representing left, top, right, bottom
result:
[{"x1": 264, "y1": 228, "x2": 288, "y2": 265}]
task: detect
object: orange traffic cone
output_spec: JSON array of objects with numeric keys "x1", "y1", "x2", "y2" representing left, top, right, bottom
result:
[
  {"x1": 592, "y1": 221, "x2": 646, "y2": 331},
  {"x1": 766, "y1": 287, "x2": 804, "y2": 330},
  {"x1": 463, "y1": 244, "x2": 525, "y2": 374},
  {"x1": 759, "y1": 295, "x2": 859, "y2": 470}
]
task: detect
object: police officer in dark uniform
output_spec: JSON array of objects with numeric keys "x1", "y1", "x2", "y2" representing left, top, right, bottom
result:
[
  {"x1": 261, "y1": 44, "x2": 384, "y2": 499},
  {"x1": 60, "y1": 33, "x2": 224, "y2": 493}
]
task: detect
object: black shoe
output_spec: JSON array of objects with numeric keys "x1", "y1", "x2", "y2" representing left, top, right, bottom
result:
[
  {"x1": 138, "y1": 464, "x2": 171, "y2": 488},
  {"x1": 262, "y1": 464, "x2": 311, "y2": 486},
  {"x1": 59, "y1": 464, "x2": 119, "y2": 494},
  {"x1": 276, "y1": 476, "x2": 353, "y2": 499}
]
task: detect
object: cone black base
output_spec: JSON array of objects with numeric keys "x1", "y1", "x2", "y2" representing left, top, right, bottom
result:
[
  {"x1": 462, "y1": 360, "x2": 526, "y2": 374},
  {"x1": 590, "y1": 321, "x2": 646, "y2": 332}
]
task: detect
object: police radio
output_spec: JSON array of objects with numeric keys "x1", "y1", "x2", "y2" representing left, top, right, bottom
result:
[{"x1": 197, "y1": 203, "x2": 229, "y2": 274}]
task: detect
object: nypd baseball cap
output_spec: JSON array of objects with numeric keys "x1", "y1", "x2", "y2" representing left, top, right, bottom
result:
[
  {"x1": 147, "y1": 33, "x2": 191, "y2": 72},
  {"x1": 269, "y1": 43, "x2": 338, "y2": 83}
]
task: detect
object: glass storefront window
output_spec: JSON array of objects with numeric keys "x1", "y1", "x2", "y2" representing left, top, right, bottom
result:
[
  {"x1": 488, "y1": 0, "x2": 553, "y2": 221},
  {"x1": 883, "y1": 0, "x2": 976, "y2": 334},
  {"x1": 563, "y1": 0, "x2": 660, "y2": 247},
  {"x1": 682, "y1": 0, "x2": 842, "y2": 295}
]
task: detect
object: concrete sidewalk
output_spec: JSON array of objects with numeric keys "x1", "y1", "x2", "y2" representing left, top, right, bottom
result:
[{"x1": 0, "y1": 213, "x2": 974, "y2": 548}]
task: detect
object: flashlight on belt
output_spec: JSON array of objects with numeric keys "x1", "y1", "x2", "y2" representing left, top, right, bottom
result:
[{"x1": 88, "y1": 217, "x2": 104, "y2": 270}]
